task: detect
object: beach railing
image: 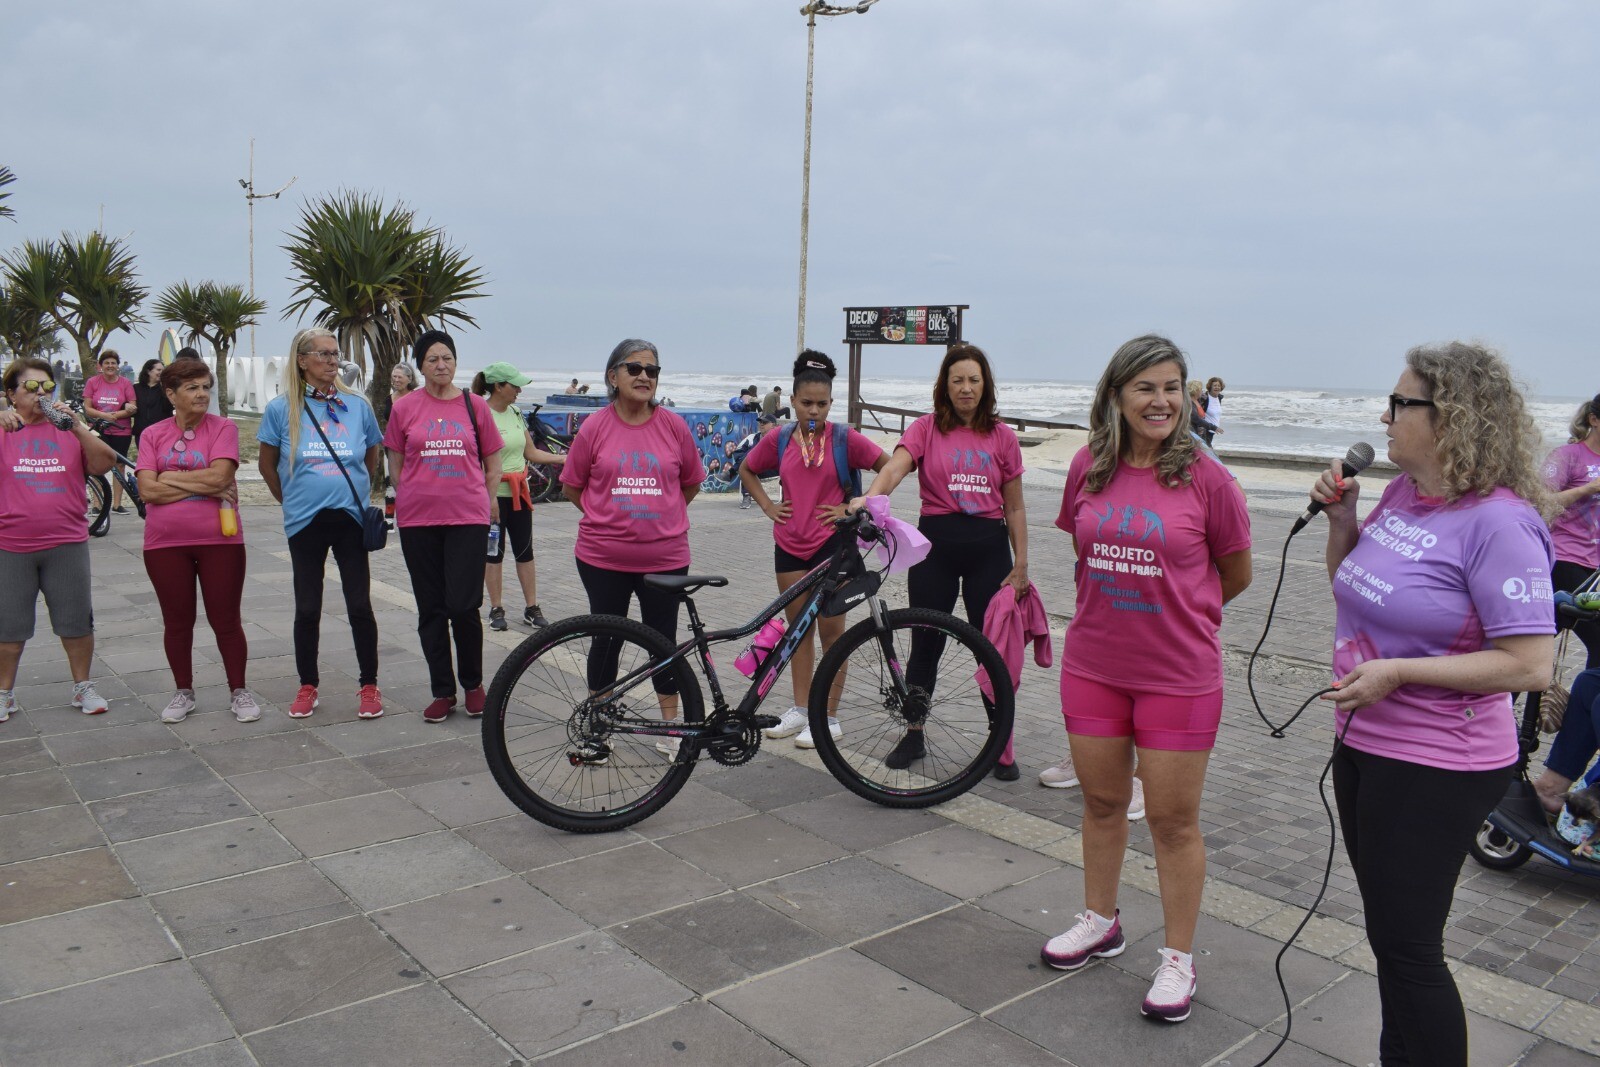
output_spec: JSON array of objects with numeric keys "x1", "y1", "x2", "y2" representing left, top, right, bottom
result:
[{"x1": 855, "y1": 401, "x2": 1085, "y2": 435}]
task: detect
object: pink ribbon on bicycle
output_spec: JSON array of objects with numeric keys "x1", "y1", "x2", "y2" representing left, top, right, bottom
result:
[{"x1": 857, "y1": 496, "x2": 931, "y2": 574}]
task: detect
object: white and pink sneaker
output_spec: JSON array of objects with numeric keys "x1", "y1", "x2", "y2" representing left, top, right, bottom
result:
[{"x1": 1141, "y1": 947, "x2": 1197, "y2": 1022}]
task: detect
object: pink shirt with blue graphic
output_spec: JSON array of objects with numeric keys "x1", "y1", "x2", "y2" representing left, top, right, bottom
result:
[
  {"x1": 0, "y1": 423, "x2": 88, "y2": 552},
  {"x1": 745, "y1": 423, "x2": 884, "y2": 558},
  {"x1": 560, "y1": 405, "x2": 705, "y2": 572},
  {"x1": 1331, "y1": 476, "x2": 1555, "y2": 771},
  {"x1": 1056, "y1": 447, "x2": 1252, "y2": 696},
  {"x1": 1543, "y1": 441, "x2": 1600, "y2": 568},
  {"x1": 137, "y1": 415, "x2": 242, "y2": 551},
  {"x1": 898, "y1": 415, "x2": 1023, "y2": 520},
  {"x1": 81, "y1": 375, "x2": 136, "y2": 435},
  {"x1": 382, "y1": 390, "x2": 503, "y2": 528}
]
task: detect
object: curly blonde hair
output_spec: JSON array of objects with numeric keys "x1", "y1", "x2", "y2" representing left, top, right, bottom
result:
[
  {"x1": 1405, "y1": 342, "x2": 1550, "y2": 515},
  {"x1": 1086, "y1": 334, "x2": 1196, "y2": 492}
]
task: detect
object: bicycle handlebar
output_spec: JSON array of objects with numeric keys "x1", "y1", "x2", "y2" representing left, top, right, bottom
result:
[{"x1": 834, "y1": 507, "x2": 884, "y2": 544}]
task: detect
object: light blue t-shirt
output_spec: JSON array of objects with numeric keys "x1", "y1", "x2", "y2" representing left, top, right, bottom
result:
[{"x1": 258, "y1": 391, "x2": 383, "y2": 538}]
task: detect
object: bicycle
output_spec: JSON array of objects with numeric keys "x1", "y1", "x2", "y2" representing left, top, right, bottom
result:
[
  {"x1": 79, "y1": 409, "x2": 145, "y2": 537},
  {"x1": 521, "y1": 403, "x2": 571, "y2": 504},
  {"x1": 481, "y1": 509, "x2": 1015, "y2": 833}
]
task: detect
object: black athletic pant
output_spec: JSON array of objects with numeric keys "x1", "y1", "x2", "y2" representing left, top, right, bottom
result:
[
  {"x1": 1332, "y1": 744, "x2": 1512, "y2": 1066},
  {"x1": 576, "y1": 559, "x2": 687, "y2": 695},
  {"x1": 288, "y1": 509, "x2": 379, "y2": 687},
  {"x1": 399, "y1": 524, "x2": 488, "y2": 698},
  {"x1": 1553, "y1": 559, "x2": 1600, "y2": 668},
  {"x1": 905, "y1": 514, "x2": 1011, "y2": 706}
]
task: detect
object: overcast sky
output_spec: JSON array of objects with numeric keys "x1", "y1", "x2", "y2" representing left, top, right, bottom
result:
[{"x1": 3, "y1": 1, "x2": 1594, "y2": 394}]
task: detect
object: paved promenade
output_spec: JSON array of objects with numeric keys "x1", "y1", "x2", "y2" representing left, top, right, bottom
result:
[{"x1": 0, "y1": 460, "x2": 1596, "y2": 1066}]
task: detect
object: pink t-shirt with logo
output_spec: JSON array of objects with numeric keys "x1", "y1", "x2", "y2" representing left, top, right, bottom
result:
[
  {"x1": 1543, "y1": 441, "x2": 1600, "y2": 568},
  {"x1": 1056, "y1": 447, "x2": 1252, "y2": 696},
  {"x1": 382, "y1": 390, "x2": 503, "y2": 528},
  {"x1": 898, "y1": 415, "x2": 1023, "y2": 520},
  {"x1": 560, "y1": 405, "x2": 705, "y2": 572},
  {"x1": 137, "y1": 415, "x2": 242, "y2": 551},
  {"x1": 746, "y1": 423, "x2": 885, "y2": 558},
  {"x1": 1331, "y1": 476, "x2": 1555, "y2": 771},
  {"x1": 82, "y1": 375, "x2": 136, "y2": 435},
  {"x1": 0, "y1": 423, "x2": 88, "y2": 552}
]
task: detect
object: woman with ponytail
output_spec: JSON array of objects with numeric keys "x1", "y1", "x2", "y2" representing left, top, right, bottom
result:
[{"x1": 740, "y1": 350, "x2": 887, "y2": 747}]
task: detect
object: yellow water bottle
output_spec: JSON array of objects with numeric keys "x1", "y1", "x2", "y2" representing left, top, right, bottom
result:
[{"x1": 219, "y1": 503, "x2": 238, "y2": 538}]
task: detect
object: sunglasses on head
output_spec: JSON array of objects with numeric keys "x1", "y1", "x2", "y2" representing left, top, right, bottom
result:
[
  {"x1": 17, "y1": 379, "x2": 56, "y2": 395},
  {"x1": 620, "y1": 362, "x2": 660, "y2": 380}
]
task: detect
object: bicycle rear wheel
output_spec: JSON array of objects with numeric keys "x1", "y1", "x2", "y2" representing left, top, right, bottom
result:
[
  {"x1": 809, "y1": 607, "x2": 1013, "y2": 808},
  {"x1": 482, "y1": 614, "x2": 704, "y2": 833},
  {"x1": 86, "y1": 474, "x2": 112, "y2": 537}
]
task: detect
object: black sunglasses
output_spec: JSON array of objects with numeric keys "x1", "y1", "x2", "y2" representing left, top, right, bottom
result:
[
  {"x1": 619, "y1": 361, "x2": 660, "y2": 380},
  {"x1": 1387, "y1": 393, "x2": 1436, "y2": 419}
]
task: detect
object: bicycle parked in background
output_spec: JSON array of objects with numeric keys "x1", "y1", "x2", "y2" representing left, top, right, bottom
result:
[
  {"x1": 520, "y1": 403, "x2": 572, "y2": 504},
  {"x1": 78, "y1": 407, "x2": 145, "y2": 537}
]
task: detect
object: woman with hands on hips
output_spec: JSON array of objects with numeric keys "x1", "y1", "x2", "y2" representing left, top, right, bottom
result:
[{"x1": 1309, "y1": 342, "x2": 1554, "y2": 1066}]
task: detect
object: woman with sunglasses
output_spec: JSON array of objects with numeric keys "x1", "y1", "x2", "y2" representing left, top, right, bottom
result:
[
  {"x1": 1307, "y1": 344, "x2": 1554, "y2": 1063},
  {"x1": 384, "y1": 330, "x2": 503, "y2": 724},
  {"x1": 136, "y1": 358, "x2": 258, "y2": 724},
  {"x1": 560, "y1": 339, "x2": 704, "y2": 757},
  {"x1": 0, "y1": 358, "x2": 119, "y2": 723},
  {"x1": 258, "y1": 328, "x2": 385, "y2": 721}
]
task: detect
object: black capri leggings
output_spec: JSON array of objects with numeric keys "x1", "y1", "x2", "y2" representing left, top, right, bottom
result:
[
  {"x1": 576, "y1": 559, "x2": 688, "y2": 695},
  {"x1": 905, "y1": 514, "x2": 1011, "y2": 700},
  {"x1": 492, "y1": 496, "x2": 534, "y2": 565}
]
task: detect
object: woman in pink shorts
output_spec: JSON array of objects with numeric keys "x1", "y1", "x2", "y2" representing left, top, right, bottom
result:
[{"x1": 1040, "y1": 335, "x2": 1253, "y2": 1024}]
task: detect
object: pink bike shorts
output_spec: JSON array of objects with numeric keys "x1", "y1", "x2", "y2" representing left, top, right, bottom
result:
[{"x1": 1060, "y1": 669, "x2": 1223, "y2": 752}]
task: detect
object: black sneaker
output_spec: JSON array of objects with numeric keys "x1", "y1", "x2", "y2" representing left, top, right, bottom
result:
[
  {"x1": 993, "y1": 760, "x2": 1021, "y2": 782},
  {"x1": 112, "y1": 506, "x2": 129, "y2": 514},
  {"x1": 489, "y1": 606, "x2": 508, "y2": 631},
  {"x1": 523, "y1": 605, "x2": 549, "y2": 628},
  {"x1": 884, "y1": 731, "x2": 925, "y2": 770}
]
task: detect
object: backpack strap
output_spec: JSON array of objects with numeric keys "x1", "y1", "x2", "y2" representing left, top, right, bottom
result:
[
  {"x1": 830, "y1": 423, "x2": 861, "y2": 496},
  {"x1": 748, "y1": 423, "x2": 795, "y2": 478}
]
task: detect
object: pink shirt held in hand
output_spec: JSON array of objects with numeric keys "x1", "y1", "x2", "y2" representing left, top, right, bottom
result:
[
  {"x1": 1542, "y1": 441, "x2": 1600, "y2": 568},
  {"x1": 137, "y1": 415, "x2": 242, "y2": 551},
  {"x1": 81, "y1": 375, "x2": 136, "y2": 435},
  {"x1": 1331, "y1": 476, "x2": 1554, "y2": 771},
  {"x1": 745, "y1": 423, "x2": 884, "y2": 559},
  {"x1": 897, "y1": 415, "x2": 1023, "y2": 520},
  {"x1": 0, "y1": 423, "x2": 88, "y2": 552},
  {"x1": 560, "y1": 406, "x2": 705, "y2": 572},
  {"x1": 382, "y1": 390, "x2": 503, "y2": 528},
  {"x1": 1056, "y1": 447, "x2": 1252, "y2": 696}
]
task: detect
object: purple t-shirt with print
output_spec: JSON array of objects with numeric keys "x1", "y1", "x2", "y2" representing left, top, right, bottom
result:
[
  {"x1": 1543, "y1": 441, "x2": 1600, "y2": 569},
  {"x1": 1331, "y1": 476, "x2": 1555, "y2": 771}
]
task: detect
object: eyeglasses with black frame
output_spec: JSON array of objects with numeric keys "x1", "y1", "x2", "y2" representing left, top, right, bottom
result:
[
  {"x1": 620, "y1": 361, "x2": 661, "y2": 380},
  {"x1": 1387, "y1": 393, "x2": 1436, "y2": 420}
]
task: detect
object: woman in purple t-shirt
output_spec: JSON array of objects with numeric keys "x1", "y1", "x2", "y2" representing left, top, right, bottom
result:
[
  {"x1": 1538, "y1": 393, "x2": 1600, "y2": 668},
  {"x1": 1309, "y1": 342, "x2": 1555, "y2": 1065}
]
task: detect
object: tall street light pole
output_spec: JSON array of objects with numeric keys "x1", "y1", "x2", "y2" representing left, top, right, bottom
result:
[
  {"x1": 238, "y1": 139, "x2": 296, "y2": 361},
  {"x1": 796, "y1": 1, "x2": 880, "y2": 354}
]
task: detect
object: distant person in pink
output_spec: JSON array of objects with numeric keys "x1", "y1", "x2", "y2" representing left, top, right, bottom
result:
[
  {"x1": 0, "y1": 358, "x2": 118, "y2": 723},
  {"x1": 1537, "y1": 392, "x2": 1600, "y2": 669},
  {"x1": 1309, "y1": 342, "x2": 1554, "y2": 1064},
  {"x1": 560, "y1": 339, "x2": 703, "y2": 758},
  {"x1": 1040, "y1": 335, "x2": 1252, "y2": 1026},
  {"x1": 81, "y1": 350, "x2": 137, "y2": 513},
  {"x1": 740, "y1": 350, "x2": 887, "y2": 748}
]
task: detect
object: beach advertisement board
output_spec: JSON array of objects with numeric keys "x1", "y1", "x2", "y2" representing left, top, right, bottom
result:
[{"x1": 844, "y1": 306, "x2": 961, "y2": 345}]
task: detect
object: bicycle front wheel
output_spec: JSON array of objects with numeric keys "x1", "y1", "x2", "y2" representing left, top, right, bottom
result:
[
  {"x1": 482, "y1": 614, "x2": 704, "y2": 833},
  {"x1": 86, "y1": 474, "x2": 112, "y2": 537},
  {"x1": 809, "y1": 607, "x2": 1014, "y2": 808}
]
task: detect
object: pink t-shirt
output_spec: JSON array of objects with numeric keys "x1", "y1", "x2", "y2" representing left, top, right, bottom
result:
[
  {"x1": 0, "y1": 423, "x2": 88, "y2": 552},
  {"x1": 1056, "y1": 447, "x2": 1252, "y2": 696},
  {"x1": 137, "y1": 415, "x2": 242, "y2": 551},
  {"x1": 382, "y1": 390, "x2": 504, "y2": 528},
  {"x1": 1331, "y1": 476, "x2": 1555, "y2": 771},
  {"x1": 1542, "y1": 441, "x2": 1600, "y2": 568},
  {"x1": 898, "y1": 415, "x2": 1023, "y2": 519},
  {"x1": 81, "y1": 375, "x2": 136, "y2": 435},
  {"x1": 559, "y1": 406, "x2": 705, "y2": 572},
  {"x1": 746, "y1": 423, "x2": 884, "y2": 558}
]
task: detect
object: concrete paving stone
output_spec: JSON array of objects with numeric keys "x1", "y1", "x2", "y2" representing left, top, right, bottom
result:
[
  {"x1": 0, "y1": 803, "x2": 106, "y2": 865},
  {"x1": 0, "y1": 736, "x2": 54, "y2": 777},
  {"x1": 313, "y1": 828, "x2": 513, "y2": 910},
  {"x1": 0, "y1": 767, "x2": 78, "y2": 816},
  {"x1": 714, "y1": 948, "x2": 973, "y2": 1067},
  {"x1": 976, "y1": 865, "x2": 1164, "y2": 940},
  {"x1": 19, "y1": 697, "x2": 150, "y2": 735},
  {"x1": 521, "y1": 841, "x2": 732, "y2": 927},
  {"x1": 310, "y1": 711, "x2": 440, "y2": 757},
  {"x1": 223, "y1": 757, "x2": 387, "y2": 812},
  {"x1": 115, "y1": 816, "x2": 301, "y2": 893},
  {"x1": 9, "y1": 655, "x2": 76, "y2": 686},
  {"x1": 655, "y1": 812, "x2": 848, "y2": 888},
  {"x1": 398, "y1": 769, "x2": 522, "y2": 828},
  {"x1": 0, "y1": 898, "x2": 179, "y2": 1001},
  {"x1": 191, "y1": 914, "x2": 418, "y2": 1034},
  {"x1": 445, "y1": 931, "x2": 692, "y2": 1059},
  {"x1": 611, "y1": 891, "x2": 837, "y2": 994},
  {"x1": 160, "y1": 704, "x2": 298, "y2": 746},
  {"x1": 0, "y1": 847, "x2": 138, "y2": 925},
  {"x1": 1212, "y1": 1032, "x2": 1349, "y2": 1066},
  {"x1": 880, "y1": 1018, "x2": 1070, "y2": 1066},
  {"x1": 243, "y1": 982, "x2": 513, "y2": 1067},
  {"x1": 41, "y1": 720, "x2": 181, "y2": 764},
  {"x1": 858, "y1": 904, "x2": 1059, "y2": 1012},
  {"x1": 612, "y1": 779, "x2": 761, "y2": 841},
  {"x1": 89, "y1": 778, "x2": 251, "y2": 843},
  {"x1": 354, "y1": 736, "x2": 490, "y2": 789},
  {"x1": 148, "y1": 860, "x2": 357, "y2": 955},
  {"x1": 1517, "y1": 1039, "x2": 1600, "y2": 1066},
  {"x1": 111, "y1": 668, "x2": 186, "y2": 698},
  {"x1": 192, "y1": 730, "x2": 341, "y2": 777},
  {"x1": 868, "y1": 822, "x2": 1063, "y2": 900},
  {"x1": 536, "y1": 1000, "x2": 799, "y2": 1067},
  {"x1": 457, "y1": 813, "x2": 643, "y2": 872},
  {"x1": 64, "y1": 749, "x2": 220, "y2": 803},
  {"x1": 744, "y1": 855, "x2": 962, "y2": 944},
  {"x1": 0, "y1": 960, "x2": 233, "y2": 1067},
  {"x1": 141, "y1": 1040, "x2": 258, "y2": 1067},
  {"x1": 373, "y1": 875, "x2": 592, "y2": 977},
  {"x1": 696, "y1": 753, "x2": 850, "y2": 812},
  {"x1": 768, "y1": 789, "x2": 947, "y2": 853},
  {"x1": 265, "y1": 790, "x2": 445, "y2": 857}
]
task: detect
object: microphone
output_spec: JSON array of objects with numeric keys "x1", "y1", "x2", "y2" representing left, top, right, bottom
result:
[{"x1": 1291, "y1": 442, "x2": 1375, "y2": 535}]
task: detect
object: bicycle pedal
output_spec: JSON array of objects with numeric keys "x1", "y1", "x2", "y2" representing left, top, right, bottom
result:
[{"x1": 752, "y1": 715, "x2": 781, "y2": 730}]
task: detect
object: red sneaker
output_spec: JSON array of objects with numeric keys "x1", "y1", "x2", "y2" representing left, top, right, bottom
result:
[
  {"x1": 288, "y1": 684, "x2": 319, "y2": 718},
  {"x1": 464, "y1": 686, "x2": 486, "y2": 716},
  {"x1": 423, "y1": 696, "x2": 457, "y2": 723},
  {"x1": 357, "y1": 685, "x2": 383, "y2": 719}
]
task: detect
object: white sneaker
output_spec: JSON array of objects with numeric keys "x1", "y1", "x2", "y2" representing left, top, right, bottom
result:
[
  {"x1": 1039, "y1": 758, "x2": 1079, "y2": 789},
  {"x1": 795, "y1": 718, "x2": 842, "y2": 749},
  {"x1": 72, "y1": 681, "x2": 109, "y2": 715},
  {"x1": 764, "y1": 706, "x2": 807, "y2": 739},
  {"x1": 230, "y1": 688, "x2": 262, "y2": 723},
  {"x1": 656, "y1": 737, "x2": 681, "y2": 760},
  {"x1": 161, "y1": 690, "x2": 196, "y2": 724},
  {"x1": 0, "y1": 690, "x2": 15, "y2": 723},
  {"x1": 1141, "y1": 948, "x2": 1196, "y2": 1022},
  {"x1": 1128, "y1": 777, "x2": 1146, "y2": 822}
]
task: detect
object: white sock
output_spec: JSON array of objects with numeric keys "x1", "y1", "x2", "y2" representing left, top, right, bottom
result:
[
  {"x1": 1161, "y1": 947, "x2": 1194, "y2": 970},
  {"x1": 1085, "y1": 909, "x2": 1116, "y2": 933}
]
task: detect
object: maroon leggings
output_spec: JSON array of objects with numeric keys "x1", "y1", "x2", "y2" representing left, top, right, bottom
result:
[{"x1": 143, "y1": 544, "x2": 248, "y2": 691}]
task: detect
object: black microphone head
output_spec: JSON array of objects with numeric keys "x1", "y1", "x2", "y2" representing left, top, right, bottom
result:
[{"x1": 1345, "y1": 442, "x2": 1375, "y2": 475}]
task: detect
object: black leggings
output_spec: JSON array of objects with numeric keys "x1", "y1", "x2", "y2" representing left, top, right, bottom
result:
[
  {"x1": 905, "y1": 514, "x2": 1011, "y2": 703},
  {"x1": 288, "y1": 509, "x2": 378, "y2": 687},
  {"x1": 1553, "y1": 559, "x2": 1600, "y2": 668},
  {"x1": 1332, "y1": 744, "x2": 1512, "y2": 1066},
  {"x1": 576, "y1": 559, "x2": 687, "y2": 695},
  {"x1": 491, "y1": 496, "x2": 534, "y2": 565},
  {"x1": 399, "y1": 524, "x2": 488, "y2": 698}
]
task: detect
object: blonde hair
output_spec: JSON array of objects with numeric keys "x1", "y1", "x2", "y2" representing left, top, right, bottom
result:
[
  {"x1": 1568, "y1": 394, "x2": 1600, "y2": 443},
  {"x1": 1404, "y1": 342, "x2": 1550, "y2": 515},
  {"x1": 283, "y1": 327, "x2": 355, "y2": 479},
  {"x1": 1086, "y1": 334, "x2": 1196, "y2": 492},
  {"x1": 1187, "y1": 380, "x2": 1204, "y2": 399}
]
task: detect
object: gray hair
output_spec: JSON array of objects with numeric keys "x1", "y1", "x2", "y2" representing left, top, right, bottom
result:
[
  {"x1": 604, "y1": 338, "x2": 661, "y2": 404},
  {"x1": 390, "y1": 361, "x2": 418, "y2": 389},
  {"x1": 1086, "y1": 334, "x2": 1196, "y2": 492}
]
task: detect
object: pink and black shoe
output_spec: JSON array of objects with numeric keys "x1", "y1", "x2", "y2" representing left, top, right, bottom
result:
[
  {"x1": 1141, "y1": 948, "x2": 1197, "y2": 1023},
  {"x1": 1041, "y1": 909, "x2": 1125, "y2": 971}
]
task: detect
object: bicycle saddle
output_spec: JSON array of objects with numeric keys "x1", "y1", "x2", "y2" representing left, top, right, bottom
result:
[{"x1": 642, "y1": 574, "x2": 729, "y2": 595}]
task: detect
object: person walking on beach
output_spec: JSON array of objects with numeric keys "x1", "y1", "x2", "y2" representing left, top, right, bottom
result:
[
  {"x1": 742, "y1": 351, "x2": 887, "y2": 748},
  {"x1": 81, "y1": 351, "x2": 136, "y2": 512},
  {"x1": 1040, "y1": 335, "x2": 1252, "y2": 1024},
  {"x1": 855, "y1": 343, "x2": 1029, "y2": 777},
  {"x1": 385, "y1": 330, "x2": 503, "y2": 724},
  {"x1": 257, "y1": 327, "x2": 385, "y2": 721}
]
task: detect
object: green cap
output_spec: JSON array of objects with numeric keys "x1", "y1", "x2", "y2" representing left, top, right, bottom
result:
[{"x1": 482, "y1": 362, "x2": 533, "y2": 386}]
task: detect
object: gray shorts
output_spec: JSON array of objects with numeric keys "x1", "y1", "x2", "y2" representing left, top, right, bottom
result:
[{"x1": 0, "y1": 540, "x2": 94, "y2": 642}]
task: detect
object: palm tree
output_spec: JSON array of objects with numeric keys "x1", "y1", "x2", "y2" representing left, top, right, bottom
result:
[
  {"x1": 1, "y1": 232, "x2": 146, "y2": 376},
  {"x1": 0, "y1": 282, "x2": 59, "y2": 359},
  {"x1": 0, "y1": 166, "x2": 16, "y2": 222},
  {"x1": 153, "y1": 281, "x2": 267, "y2": 417}
]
